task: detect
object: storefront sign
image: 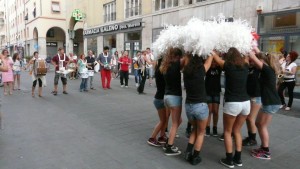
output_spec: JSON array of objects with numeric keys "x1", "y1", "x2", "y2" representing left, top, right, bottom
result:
[
  {"x1": 84, "y1": 20, "x2": 142, "y2": 36},
  {"x1": 46, "y1": 42, "x2": 57, "y2": 47},
  {"x1": 63, "y1": 43, "x2": 79, "y2": 47}
]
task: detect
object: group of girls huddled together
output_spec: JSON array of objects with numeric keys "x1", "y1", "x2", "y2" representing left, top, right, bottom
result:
[{"x1": 147, "y1": 46, "x2": 298, "y2": 168}]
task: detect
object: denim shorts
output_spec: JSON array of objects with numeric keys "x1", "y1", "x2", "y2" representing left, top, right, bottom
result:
[
  {"x1": 185, "y1": 103, "x2": 209, "y2": 121},
  {"x1": 250, "y1": 97, "x2": 262, "y2": 105},
  {"x1": 223, "y1": 101, "x2": 251, "y2": 117},
  {"x1": 262, "y1": 105, "x2": 280, "y2": 114},
  {"x1": 164, "y1": 95, "x2": 182, "y2": 108},
  {"x1": 153, "y1": 99, "x2": 165, "y2": 110},
  {"x1": 207, "y1": 95, "x2": 220, "y2": 104},
  {"x1": 13, "y1": 70, "x2": 21, "y2": 75}
]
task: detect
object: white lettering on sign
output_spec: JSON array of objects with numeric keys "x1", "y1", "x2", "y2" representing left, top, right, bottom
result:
[{"x1": 83, "y1": 21, "x2": 142, "y2": 36}]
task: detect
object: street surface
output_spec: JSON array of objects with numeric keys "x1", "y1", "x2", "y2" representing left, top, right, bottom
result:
[{"x1": 0, "y1": 71, "x2": 299, "y2": 169}]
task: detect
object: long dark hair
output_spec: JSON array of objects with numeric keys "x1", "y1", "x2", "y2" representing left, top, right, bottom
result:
[
  {"x1": 225, "y1": 47, "x2": 247, "y2": 68},
  {"x1": 160, "y1": 48, "x2": 183, "y2": 74},
  {"x1": 183, "y1": 53, "x2": 203, "y2": 77},
  {"x1": 12, "y1": 53, "x2": 19, "y2": 62}
]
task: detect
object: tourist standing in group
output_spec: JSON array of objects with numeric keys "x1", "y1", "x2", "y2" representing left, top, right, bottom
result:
[
  {"x1": 137, "y1": 50, "x2": 153, "y2": 94},
  {"x1": 69, "y1": 53, "x2": 77, "y2": 80},
  {"x1": 78, "y1": 54, "x2": 90, "y2": 92},
  {"x1": 118, "y1": 51, "x2": 131, "y2": 88},
  {"x1": 133, "y1": 51, "x2": 141, "y2": 87},
  {"x1": 97, "y1": 46, "x2": 112, "y2": 89},
  {"x1": 278, "y1": 51, "x2": 298, "y2": 111},
  {"x1": 1, "y1": 49, "x2": 13, "y2": 96},
  {"x1": 111, "y1": 51, "x2": 118, "y2": 79},
  {"x1": 242, "y1": 55, "x2": 262, "y2": 147},
  {"x1": 86, "y1": 50, "x2": 96, "y2": 90},
  {"x1": 147, "y1": 56, "x2": 168, "y2": 147},
  {"x1": 205, "y1": 60, "x2": 222, "y2": 137},
  {"x1": 26, "y1": 51, "x2": 47, "y2": 97},
  {"x1": 12, "y1": 53, "x2": 22, "y2": 90},
  {"x1": 51, "y1": 47, "x2": 70, "y2": 95},
  {"x1": 183, "y1": 53, "x2": 213, "y2": 165},
  {"x1": 146, "y1": 48, "x2": 154, "y2": 86},
  {"x1": 212, "y1": 48, "x2": 250, "y2": 168},
  {"x1": 248, "y1": 48, "x2": 281, "y2": 160},
  {"x1": 160, "y1": 47, "x2": 183, "y2": 156}
]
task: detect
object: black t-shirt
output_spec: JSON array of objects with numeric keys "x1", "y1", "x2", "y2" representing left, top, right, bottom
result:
[
  {"x1": 155, "y1": 59, "x2": 165, "y2": 100},
  {"x1": 205, "y1": 67, "x2": 222, "y2": 96},
  {"x1": 184, "y1": 65, "x2": 207, "y2": 103},
  {"x1": 164, "y1": 60, "x2": 182, "y2": 96},
  {"x1": 247, "y1": 67, "x2": 261, "y2": 97},
  {"x1": 260, "y1": 64, "x2": 281, "y2": 105},
  {"x1": 86, "y1": 56, "x2": 95, "y2": 70},
  {"x1": 224, "y1": 62, "x2": 250, "y2": 102}
]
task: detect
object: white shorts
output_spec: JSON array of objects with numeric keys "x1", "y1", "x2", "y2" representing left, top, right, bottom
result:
[{"x1": 223, "y1": 101, "x2": 250, "y2": 117}]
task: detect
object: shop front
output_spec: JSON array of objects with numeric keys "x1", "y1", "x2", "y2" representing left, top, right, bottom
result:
[
  {"x1": 83, "y1": 19, "x2": 143, "y2": 59},
  {"x1": 258, "y1": 9, "x2": 300, "y2": 97}
]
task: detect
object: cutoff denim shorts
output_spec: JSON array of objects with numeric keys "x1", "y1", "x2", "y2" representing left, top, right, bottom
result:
[
  {"x1": 153, "y1": 99, "x2": 165, "y2": 110},
  {"x1": 185, "y1": 103, "x2": 209, "y2": 121},
  {"x1": 164, "y1": 95, "x2": 182, "y2": 108},
  {"x1": 262, "y1": 105, "x2": 280, "y2": 114}
]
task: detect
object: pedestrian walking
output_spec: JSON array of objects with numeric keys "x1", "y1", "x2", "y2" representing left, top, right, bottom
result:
[
  {"x1": 137, "y1": 50, "x2": 152, "y2": 94},
  {"x1": 242, "y1": 56, "x2": 262, "y2": 146},
  {"x1": 118, "y1": 51, "x2": 131, "y2": 88},
  {"x1": 133, "y1": 51, "x2": 141, "y2": 87},
  {"x1": 212, "y1": 48, "x2": 250, "y2": 168},
  {"x1": 1, "y1": 49, "x2": 14, "y2": 96},
  {"x1": 205, "y1": 60, "x2": 222, "y2": 137},
  {"x1": 51, "y1": 47, "x2": 70, "y2": 95},
  {"x1": 277, "y1": 51, "x2": 298, "y2": 111},
  {"x1": 160, "y1": 47, "x2": 184, "y2": 156},
  {"x1": 69, "y1": 53, "x2": 77, "y2": 80},
  {"x1": 249, "y1": 48, "x2": 281, "y2": 160},
  {"x1": 86, "y1": 50, "x2": 96, "y2": 90},
  {"x1": 78, "y1": 54, "x2": 90, "y2": 92},
  {"x1": 26, "y1": 51, "x2": 47, "y2": 97},
  {"x1": 183, "y1": 52, "x2": 213, "y2": 165},
  {"x1": 97, "y1": 46, "x2": 112, "y2": 89},
  {"x1": 146, "y1": 48, "x2": 154, "y2": 86},
  {"x1": 12, "y1": 53, "x2": 22, "y2": 90},
  {"x1": 147, "y1": 56, "x2": 168, "y2": 147}
]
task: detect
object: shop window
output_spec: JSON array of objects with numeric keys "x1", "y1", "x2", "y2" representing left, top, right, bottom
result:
[
  {"x1": 274, "y1": 13, "x2": 296, "y2": 28},
  {"x1": 104, "y1": 35, "x2": 116, "y2": 49},
  {"x1": 51, "y1": 1, "x2": 60, "y2": 13},
  {"x1": 196, "y1": 0, "x2": 206, "y2": 2},
  {"x1": 125, "y1": 32, "x2": 141, "y2": 41},
  {"x1": 125, "y1": 0, "x2": 141, "y2": 18},
  {"x1": 103, "y1": 1, "x2": 116, "y2": 23},
  {"x1": 155, "y1": 0, "x2": 178, "y2": 11},
  {"x1": 87, "y1": 37, "x2": 98, "y2": 56}
]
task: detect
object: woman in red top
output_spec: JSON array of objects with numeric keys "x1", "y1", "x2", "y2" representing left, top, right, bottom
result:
[{"x1": 118, "y1": 51, "x2": 131, "y2": 88}]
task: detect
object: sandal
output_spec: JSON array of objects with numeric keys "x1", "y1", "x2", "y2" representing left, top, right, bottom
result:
[{"x1": 52, "y1": 91, "x2": 57, "y2": 96}]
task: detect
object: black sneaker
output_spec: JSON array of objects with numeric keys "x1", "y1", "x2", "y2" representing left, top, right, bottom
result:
[
  {"x1": 242, "y1": 137, "x2": 257, "y2": 146},
  {"x1": 213, "y1": 127, "x2": 218, "y2": 137},
  {"x1": 220, "y1": 158, "x2": 234, "y2": 168},
  {"x1": 205, "y1": 126, "x2": 210, "y2": 137},
  {"x1": 190, "y1": 155, "x2": 202, "y2": 165},
  {"x1": 184, "y1": 151, "x2": 193, "y2": 162},
  {"x1": 185, "y1": 129, "x2": 191, "y2": 138},
  {"x1": 233, "y1": 158, "x2": 243, "y2": 167},
  {"x1": 219, "y1": 134, "x2": 224, "y2": 141},
  {"x1": 164, "y1": 146, "x2": 181, "y2": 156}
]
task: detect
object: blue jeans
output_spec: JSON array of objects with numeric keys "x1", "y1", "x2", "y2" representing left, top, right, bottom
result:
[
  {"x1": 80, "y1": 78, "x2": 88, "y2": 91},
  {"x1": 134, "y1": 69, "x2": 141, "y2": 83},
  {"x1": 185, "y1": 103, "x2": 209, "y2": 121}
]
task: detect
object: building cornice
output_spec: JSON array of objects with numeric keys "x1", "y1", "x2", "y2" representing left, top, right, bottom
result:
[{"x1": 25, "y1": 16, "x2": 66, "y2": 25}]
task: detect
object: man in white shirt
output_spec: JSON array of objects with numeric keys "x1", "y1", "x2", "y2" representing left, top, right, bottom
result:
[{"x1": 146, "y1": 48, "x2": 154, "y2": 86}]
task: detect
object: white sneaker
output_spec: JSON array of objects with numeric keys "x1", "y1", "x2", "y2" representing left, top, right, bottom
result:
[
  {"x1": 175, "y1": 133, "x2": 179, "y2": 138},
  {"x1": 285, "y1": 107, "x2": 291, "y2": 111},
  {"x1": 135, "y1": 83, "x2": 139, "y2": 87},
  {"x1": 279, "y1": 104, "x2": 286, "y2": 109},
  {"x1": 121, "y1": 85, "x2": 124, "y2": 88},
  {"x1": 125, "y1": 86, "x2": 128, "y2": 88}
]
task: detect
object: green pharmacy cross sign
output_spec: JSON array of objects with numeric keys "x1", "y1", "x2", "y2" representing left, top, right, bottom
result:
[{"x1": 72, "y1": 9, "x2": 83, "y2": 21}]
